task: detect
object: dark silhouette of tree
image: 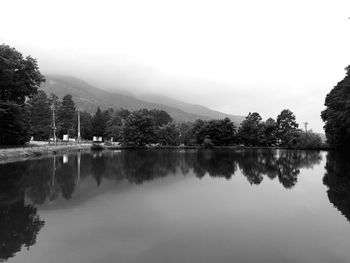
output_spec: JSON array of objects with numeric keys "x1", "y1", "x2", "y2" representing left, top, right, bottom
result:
[
  {"x1": 237, "y1": 112, "x2": 263, "y2": 146},
  {"x1": 105, "y1": 112, "x2": 123, "y2": 142},
  {"x1": 0, "y1": 44, "x2": 45, "y2": 145},
  {"x1": 276, "y1": 109, "x2": 300, "y2": 147},
  {"x1": 0, "y1": 44, "x2": 44, "y2": 104},
  {"x1": 190, "y1": 118, "x2": 237, "y2": 146},
  {"x1": 321, "y1": 66, "x2": 350, "y2": 149},
  {"x1": 28, "y1": 90, "x2": 51, "y2": 140},
  {"x1": 192, "y1": 119, "x2": 208, "y2": 145},
  {"x1": 76, "y1": 111, "x2": 93, "y2": 140},
  {"x1": 104, "y1": 108, "x2": 131, "y2": 142},
  {"x1": 123, "y1": 109, "x2": 157, "y2": 146},
  {"x1": 92, "y1": 106, "x2": 106, "y2": 138},
  {"x1": 57, "y1": 94, "x2": 76, "y2": 138},
  {"x1": 259, "y1": 118, "x2": 278, "y2": 146},
  {"x1": 0, "y1": 102, "x2": 32, "y2": 145},
  {"x1": 178, "y1": 122, "x2": 196, "y2": 146},
  {"x1": 157, "y1": 122, "x2": 180, "y2": 145},
  {"x1": 206, "y1": 118, "x2": 237, "y2": 146}
]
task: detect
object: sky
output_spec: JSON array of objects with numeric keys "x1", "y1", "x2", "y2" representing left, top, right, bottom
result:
[{"x1": 1, "y1": 0, "x2": 350, "y2": 132}]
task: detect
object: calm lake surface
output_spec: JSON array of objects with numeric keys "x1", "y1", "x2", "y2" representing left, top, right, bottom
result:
[{"x1": 1, "y1": 149, "x2": 350, "y2": 263}]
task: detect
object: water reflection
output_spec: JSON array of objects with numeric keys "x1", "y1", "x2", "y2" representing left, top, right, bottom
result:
[
  {"x1": 0, "y1": 163, "x2": 44, "y2": 262},
  {"x1": 323, "y1": 151, "x2": 350, "y2": 222},
  {"x1": 1, "y1": 149, "x2": 324, "y2": 207},
  {"x1": 0, "y1": 149, "x2": 325, "y2": 261}
]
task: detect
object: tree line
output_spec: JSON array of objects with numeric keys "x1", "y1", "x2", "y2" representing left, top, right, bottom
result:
[
  {"x1": 1, "y1": 43, "x2": 323, "y2": 148},
  {"x1": 23, "y1": 89, "x2": 323, "y2": 148}
]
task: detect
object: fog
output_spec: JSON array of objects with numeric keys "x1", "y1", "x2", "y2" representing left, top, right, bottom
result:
[{"x1": 1, "y1": 0, "x2": 350, "y2": 132}]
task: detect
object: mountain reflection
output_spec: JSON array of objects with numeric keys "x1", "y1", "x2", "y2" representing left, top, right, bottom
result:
[{"x1": 323, "y1": 151, "x2": 350, "y2": 222}]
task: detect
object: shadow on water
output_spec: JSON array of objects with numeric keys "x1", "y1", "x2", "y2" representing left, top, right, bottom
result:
[
  {"x1": 323, "y1": 151, "x2": 350, "y2": 222},
  {"x1": 0, "y1": 149, "x2": 326, "y2": 261}
]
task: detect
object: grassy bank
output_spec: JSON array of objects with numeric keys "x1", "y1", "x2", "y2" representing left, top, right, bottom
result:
[{"x1": 0, "y1": 143, "x2": 91, "y2": 164}]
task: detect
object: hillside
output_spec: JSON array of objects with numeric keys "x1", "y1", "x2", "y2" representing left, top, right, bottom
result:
[
  {"x1": 140, "y1": 93, "x2": 245, "y2": 124},
  {"x1": 40, "y1": 75, "x2": 245, "y2": 124}
]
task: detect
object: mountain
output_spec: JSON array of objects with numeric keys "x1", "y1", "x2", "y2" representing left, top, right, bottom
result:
[
  {"x1": 139, "y1": 93, "x2": 245, "y2": 124},
  {"x1": 40, "y1": 75, "x2": 245, "y2": 124}
]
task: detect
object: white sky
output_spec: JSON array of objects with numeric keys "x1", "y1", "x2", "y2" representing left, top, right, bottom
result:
[{"x1": 1, "y1": 0, "x2": 350, "y2": 132}]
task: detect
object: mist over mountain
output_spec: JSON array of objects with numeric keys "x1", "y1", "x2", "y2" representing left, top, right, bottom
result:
[
  {"x1": 139, "y1": 93, "x2": 245, "y2": 123},
  {"x1": 40, "y1": 75, "x2": 245, "y2": 124}
]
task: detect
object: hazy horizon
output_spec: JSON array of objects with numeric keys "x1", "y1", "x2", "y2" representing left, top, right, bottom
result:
[{"x1": 2, "y1": 0, "x2": 350, "y2": 133}]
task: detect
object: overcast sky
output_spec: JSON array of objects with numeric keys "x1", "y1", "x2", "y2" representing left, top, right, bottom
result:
[{"x1": 1, "y1": 0, "x2": 350, "y2": 132}]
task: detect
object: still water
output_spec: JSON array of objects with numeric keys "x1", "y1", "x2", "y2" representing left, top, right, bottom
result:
[{"x1": 0, "y1": 149, "x2": 350, "y2": 263}]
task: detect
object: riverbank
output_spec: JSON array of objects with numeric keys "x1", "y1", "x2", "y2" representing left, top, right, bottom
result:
[
  {"x1": 104, "y1": 145, "x2": 332, "y2": 151},
  {"x1": 0, "y1": 143, "x2": 332, "y2": 164},
  {"x1": 0, "y1": 143, "x2": 91, "y2": 164}
]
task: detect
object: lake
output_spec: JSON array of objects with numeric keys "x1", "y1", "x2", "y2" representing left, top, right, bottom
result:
[{"x1": 1, "y1": 149, "x2": 350, "y2": 263}]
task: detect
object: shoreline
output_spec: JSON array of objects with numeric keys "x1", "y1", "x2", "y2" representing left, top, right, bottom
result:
[
  {"x1": 0, "y1": 143, "x2": 92, "y2": 164},
  {"x1": 105, "y1": 145, "x2": 332, "y2": 151},
  {"x1": 0, "y1": 143, "x2": 332, "y2": 165}
]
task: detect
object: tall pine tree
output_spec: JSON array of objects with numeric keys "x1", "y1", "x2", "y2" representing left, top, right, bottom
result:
[
  {"x1": 28, "y1": 90, "x2": 51, "y2": 140},
  {"x1": 92, "y1": 106, "x2": 106, "y2": 138},
  {"x1": 57, "y1": 94, "x2": 76, "y2": 138}
]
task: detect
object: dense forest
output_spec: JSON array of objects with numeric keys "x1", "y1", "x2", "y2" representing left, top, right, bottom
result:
[{"x1": 0, "y1": 43, "x2": 338, "y2": 149}]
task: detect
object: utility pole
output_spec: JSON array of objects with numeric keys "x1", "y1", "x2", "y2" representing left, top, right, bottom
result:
[
  {"x1": 51, "y1": 103, "x2": 57, "y2": 144},
  {"x1": 304, "y1": 122, "x2": 308, "y2": 145},
  {"x1": 77, "y1": 110, "x2": 81, "y2": 143}
]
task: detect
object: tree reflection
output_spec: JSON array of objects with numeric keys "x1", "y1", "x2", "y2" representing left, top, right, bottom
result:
[
  {"x1": 0, "y1": 149, "x2": 324, "y2": 209},
  {"x1": 91, "y1": 152, "x2": 106, "y2": 186},
  {"x1": 3, "y1": 149, "x2": 322, "y2": 207},
  {"x1": 234, "y1": 149, "x2": 322, "y2": 188},
  {"x1": 0, "y1": 149, "x2": 324, "y2": 260},
  {"x1": 121, "y1": 150, "x2": 179, "y2": 184},
  {"x1": 0, "y1": 199, "x2": 44, "y2": 261},
  {"x1": 323, "y1": 151, "x2": 350, "y2": 222},
  {"x1": 193, "y1": 150, "x2": 237, "y2": 180},
  {"x1": 0, "y1": 162, "x2": 44, "y2": 262}
]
